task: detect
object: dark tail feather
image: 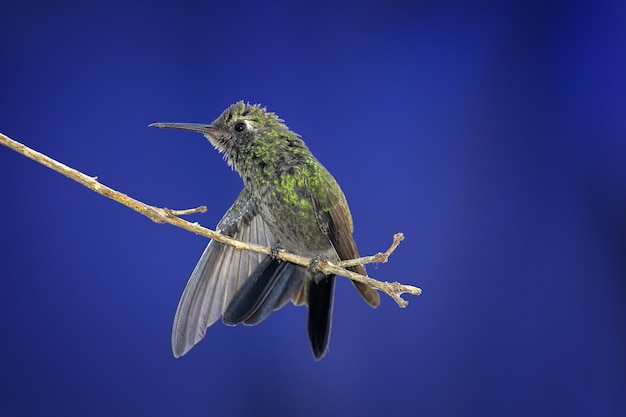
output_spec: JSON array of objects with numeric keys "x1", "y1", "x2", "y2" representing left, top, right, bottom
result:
[
  {"x1": 307, "y1": 274, "x2": 335, "y2": 360},
  {"x1": 223, "y1": 258, "x2": 303, "y2": 326},
  {"x1": 274, "y1": 265, "x2": 307, "y2": 309}
]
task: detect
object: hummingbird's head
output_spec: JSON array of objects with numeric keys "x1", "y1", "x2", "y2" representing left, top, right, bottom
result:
[
  {"x1": 209, "y1": 101, "x2": 287, "y2": 152},
  {"x1": 150, "y1": 101, "x2": 302, "y2": 172}
]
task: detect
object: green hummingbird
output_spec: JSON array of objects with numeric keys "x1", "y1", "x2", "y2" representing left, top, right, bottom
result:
[{"x1": 150, "y1": 101, "x2": 379, "y2": 359}]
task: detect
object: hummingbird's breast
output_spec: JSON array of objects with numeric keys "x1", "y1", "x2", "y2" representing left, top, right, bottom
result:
[{"x1": 251, "y1": 174, "x2": 338, "y2": 260}]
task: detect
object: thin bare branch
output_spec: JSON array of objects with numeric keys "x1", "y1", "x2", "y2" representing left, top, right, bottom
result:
[
  {"x1": 336, "y1": 232, "x2": 405, "y2": 268},
  {"x1": 0, "y1": 131, "x2": 421, "y2": 306},
  {"x1": 164, "y1": 206, "x2": 207, "y2": 216}
]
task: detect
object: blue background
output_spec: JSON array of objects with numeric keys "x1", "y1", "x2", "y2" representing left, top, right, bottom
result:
[{"x1": 1, "y1": 1, "x2": 625, "y2": 416}]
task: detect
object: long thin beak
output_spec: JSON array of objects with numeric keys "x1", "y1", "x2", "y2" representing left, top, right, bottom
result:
[{"x1": 148, "y1": 122, "x2": 220, "y2": 135}]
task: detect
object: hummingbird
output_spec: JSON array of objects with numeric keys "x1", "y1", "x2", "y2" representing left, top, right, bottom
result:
[{"x1": 150, "y1": 101, "x2": 379, "y2": 360}]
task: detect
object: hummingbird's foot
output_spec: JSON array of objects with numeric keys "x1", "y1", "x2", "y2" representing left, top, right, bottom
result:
[
  {"x1": 307, "y1": 255, "x2": 322, "y2": 272},
  {"x1": 269, "y1": 244, "x2": 283, "y2": 261}
]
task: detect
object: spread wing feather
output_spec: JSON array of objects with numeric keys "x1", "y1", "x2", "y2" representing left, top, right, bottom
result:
[{"x1": 171, "y1": 188, "x2": 274, "y2": 357}]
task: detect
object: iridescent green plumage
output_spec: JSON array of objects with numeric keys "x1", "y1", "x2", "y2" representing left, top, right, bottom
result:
[{"x1": 150, "y1": 101, "x2": 379, "y2": 359}]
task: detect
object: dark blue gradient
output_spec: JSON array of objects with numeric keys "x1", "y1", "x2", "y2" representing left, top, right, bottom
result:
[{"x1": 1, "y1": 1, "x2": 624, "y2": 416}]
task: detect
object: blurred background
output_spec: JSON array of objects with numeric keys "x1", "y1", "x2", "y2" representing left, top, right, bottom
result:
[{"x1": 1, "y1": 1, "x2": 624, "y2": 416}]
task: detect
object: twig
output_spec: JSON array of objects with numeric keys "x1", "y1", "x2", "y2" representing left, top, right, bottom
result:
[
  {"x1": 164, "y1": 206, "x2": 207, "y2": 216},
  {"x1": 336, "y1": 232, "x2": 405, "y2": 268},
  {"x1": 0, "y1": 131, "x2": 421, "y2": 306}
]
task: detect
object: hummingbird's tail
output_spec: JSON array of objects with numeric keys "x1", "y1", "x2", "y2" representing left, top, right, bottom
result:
[
  {"x1": 222, "y1": 257, "x2": 336, "y2": 360},
  {"x1": 307, "y1": 274, "x2": 335, "y2": 360},
  {"x1": 222, "y1": 257, "x2": 304, "y2": 325}
]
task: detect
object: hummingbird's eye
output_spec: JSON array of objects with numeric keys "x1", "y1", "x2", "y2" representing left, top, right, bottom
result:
[{"x1": 234, "y1": 122, "x2": 246, "y2": 133}]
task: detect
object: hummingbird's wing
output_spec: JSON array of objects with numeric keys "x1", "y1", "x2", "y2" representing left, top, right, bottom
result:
[
  {"x1": 171, "y1": 187, "x2": 274, "y2": 358},
  {"x1": 326, "y1": 194, "x2": 381, "y2": 308}
]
